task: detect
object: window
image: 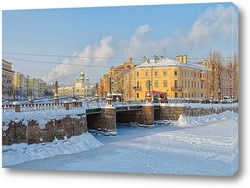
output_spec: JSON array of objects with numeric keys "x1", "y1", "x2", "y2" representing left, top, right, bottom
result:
[
  {"x1": 155, "y1": 80, "x2": 159, "y2": 88},
  {"x1": 175, "y1": 92, "x2": 178, "y2": 98},
  {"x1": 154, "y1": 70, "x2": 158, "y2": 76},
  {"x1": 137, "y1": 93, "x2": 139, "y2": 98},
  {"x1": 137, "y1": 71, "x2": 139, "y2": 77},
  {"x1": 201, "y1": 82, "x2": 204, "y2": 89},
  {"x1": 174, "y1": 80, "x2": 178, "y2": 88},
  {"x1": 163, "y1": 70, "x2": 167, "y2": 76},
  {"x1": 163, "y1": 80, "x2": 167, "y2": 87},
  {"x1": 136, "y1": 81, "x2": 139, "y2": 87},
  {"x1": 145, "y1": 70, "x2": 149, "y2": 76},
  {"x1": 174, "y1": 70, "x2": 178, "y2": 75}
]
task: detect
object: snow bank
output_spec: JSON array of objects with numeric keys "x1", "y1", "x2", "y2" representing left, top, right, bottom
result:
[
  {"x1": 2, "y1": 108, "x2": 86, "y2": 130},
  {"x1": 173, "y1": 111, "x2": 238, "y2": 127},
  {"x1": 2, "y1": 132, "x2": 103, "y2": 167},
  {"x1": 160, "y1": 102, "x2": 238, "y2": 109}
]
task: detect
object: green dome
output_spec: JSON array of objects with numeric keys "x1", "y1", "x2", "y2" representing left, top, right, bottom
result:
[{"x1": 80, "y1": 72, "x2": 85, "y2": 80}]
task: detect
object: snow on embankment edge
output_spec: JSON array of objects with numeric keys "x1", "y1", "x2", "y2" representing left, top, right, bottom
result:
[
  {"x1": 174, "y1": 110, "x2": 238, "y2": 127},
  {"x1": 2, "y1": 132, "x2": 103, "y2": 167}
]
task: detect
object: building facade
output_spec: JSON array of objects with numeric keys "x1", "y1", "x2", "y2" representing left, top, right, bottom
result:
[
  {"x1": 99, "y1": 56, "x2": 211, "y2": 102},
  {"x1": 130, "y1": 56, "x2": 210, "y2": 101},
  {"x1": 2, "y1": 59, "x2": 14, "y2": 99},
  {"x1": 98, "y1": 58, "x2": 136, "y2": 99},
  {"x1": 38, "y1": 79, "x2": 47, "y2": 97},
  {"x1": 57, "y1": 72, "x2": 96, "y2": 98}
]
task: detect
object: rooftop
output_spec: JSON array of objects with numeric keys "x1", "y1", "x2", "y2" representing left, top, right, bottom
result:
[{"x1": 136, "y1": 57, "x2": 209, "y2": 71}]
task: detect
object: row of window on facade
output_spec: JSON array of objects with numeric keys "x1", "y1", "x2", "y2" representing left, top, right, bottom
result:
[
  {"x1": 136, "y1": 70, "x2": 207, "y2": 78},
  {"x1": 135, "y1": 80, "x2": 207, "y2": 89},
  {"x1": 135, "y1": 92, "x2": 205, "y2": 99}
]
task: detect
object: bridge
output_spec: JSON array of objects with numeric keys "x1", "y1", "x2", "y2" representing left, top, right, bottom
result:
[{"x1": 2, "y1": 96, "x2": 238, "y2": 145}]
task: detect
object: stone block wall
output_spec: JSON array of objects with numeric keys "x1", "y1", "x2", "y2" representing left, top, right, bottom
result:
[
  {"x1": 87, "y1": 107, "x2": 116, "y2": 133},
  {"x1": 116, "y1": 110, "x2": 142, "y2": 123},
  {"x1": 157, "y1": 105, "x2": 238, "y2": 120},
  {"x1": 2, "y1": 114, "x2": 87, "y2": 145},
  {"x1": 116, "y1": 104, "x2": 154, "y2": 126}
]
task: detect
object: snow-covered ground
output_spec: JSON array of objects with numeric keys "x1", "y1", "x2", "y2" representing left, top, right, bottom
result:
[{"x1": 3, "y1": 111, "x2": 238, "y2": 176}]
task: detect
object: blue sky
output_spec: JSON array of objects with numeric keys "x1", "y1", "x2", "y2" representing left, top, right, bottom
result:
[{"x1": 2, "y1": 2, "x2": 238, "y2": 85}]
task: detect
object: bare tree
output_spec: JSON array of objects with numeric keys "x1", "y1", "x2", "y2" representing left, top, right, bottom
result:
[
  {"x1": 208, "y1": 50, "x2": 223, "y2": 100},
  {"x1": 233, "y1": 54, "x2": 239, "y2": 98}
]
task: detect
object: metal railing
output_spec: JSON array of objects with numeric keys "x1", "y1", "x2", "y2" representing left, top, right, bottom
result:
[{"x1": 2, "y1": 99, "x2": 146, "y2": 113}]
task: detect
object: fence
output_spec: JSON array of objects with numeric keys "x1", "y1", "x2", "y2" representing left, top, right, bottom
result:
[{"x1": 2, "y1": 99, "x2": 144, "y2": 113}]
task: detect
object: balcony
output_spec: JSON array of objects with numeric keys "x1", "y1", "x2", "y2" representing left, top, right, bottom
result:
[
  {"x1": 133, "y1": 86, "x2": 141, "y2": 91},
  {"x1": 200, "y1": 77, "x2": 206, "y2": 81},
  {"x1": 171, "y1": 86, "x2": 183, "y2": 91}
]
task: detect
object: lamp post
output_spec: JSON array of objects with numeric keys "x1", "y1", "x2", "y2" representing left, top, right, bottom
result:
[
  {"x1": 19, "y1": 86, "x2": 21, "y2": 101},
  {"x1": 53, "y1": 80, "x2": 59, "y2": 103},
  {"x1": 72, "y1": 86, "x2": 75, "y2": 98},
  {"x1": 146, "y1": 79, "x2": 152, "y2": 103}
]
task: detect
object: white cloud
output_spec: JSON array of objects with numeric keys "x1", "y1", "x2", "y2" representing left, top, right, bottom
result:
[
  {"x1": 181, "y1": 5, "x2": 237, "y2": 48},
  {"x1": 118, "y1": 24, "x2": 171, "y2": 59},
  {"x1": 135, "y1": 24, "x2": 152, "y2": 35},
  {"x1": 43, "y1": 36, "x2": 115, "y2": 83}
]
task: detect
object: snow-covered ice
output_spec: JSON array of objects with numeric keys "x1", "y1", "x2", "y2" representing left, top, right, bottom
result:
[
  {"x1": 2, "y1": 132, "x2": 103, "y2": 167},
  {"x1": 3, "y1": 110, "x2": 238, "y2": 176}
]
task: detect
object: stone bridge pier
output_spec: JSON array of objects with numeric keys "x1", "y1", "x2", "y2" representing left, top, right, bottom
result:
[
  {"x1": 116, "y1": 103, "x2": 154, "y2": 126},
  {"x1": 87, "y1": 106, "x2": 117, "y2": 135},
  {"x1": 87, "y1": 103, "x2": 155, "y2": 134}
]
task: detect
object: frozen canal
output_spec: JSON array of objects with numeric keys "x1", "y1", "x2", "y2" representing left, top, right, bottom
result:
[{"x1": 5, "y1": 111, "x2": 238, "y2": 176}]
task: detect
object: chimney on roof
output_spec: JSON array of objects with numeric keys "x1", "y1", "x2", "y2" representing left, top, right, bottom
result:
[
  {"x1": 176, "y1": 55, "x2": 187, "y2": 64},
  {"x1": 129, "y1": 57, "x2": 133, "y2": 63},
  {"x1": 183, "y1": 55, "x2": 187, "y2": 64},
  {"x1": 143, "y1": 56, "x2": 146, "y2": 63},
  {"x1": 154, "y1": 55, "x2": 158, "y2": 63}
]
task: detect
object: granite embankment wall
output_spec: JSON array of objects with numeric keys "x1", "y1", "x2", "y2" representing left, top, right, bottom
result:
[
  {"x1": 2, "y1": 109, "x2": 87, "y2": 145},
  {"x1": 2, "y1": 103, "x2": 238, "y2": 145},
  {"x1": 154, "y1": 104, "x2": 238, "y2": 120}
]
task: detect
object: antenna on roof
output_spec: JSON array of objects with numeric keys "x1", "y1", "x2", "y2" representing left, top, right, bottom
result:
[{"x1": 164, "y1": 47, "x2": 166, "y2": 58}]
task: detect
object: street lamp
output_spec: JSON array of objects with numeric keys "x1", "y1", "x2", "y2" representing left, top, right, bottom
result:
[
  {"x1": 19, "y1": 86, "x2": 21, "y2": 100},
  {"x1": 72, "y1": 87, "x2": 75, "y2": 98}
]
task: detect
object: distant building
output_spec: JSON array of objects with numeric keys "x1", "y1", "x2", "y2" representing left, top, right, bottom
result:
[
  {"x1": 57, "y1": 72, "x2": 96, "y2": 98},
  {"x1": 37, "y1": 79, "x2": 47, "y2": 97},
  {"x1": 2, "y1": 59, "x2": 14, "y2": 99}
]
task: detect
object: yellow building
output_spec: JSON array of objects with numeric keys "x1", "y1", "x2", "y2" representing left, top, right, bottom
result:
[
  {"x1": 27, "y1": 78, "x2": 39, "y2": 99},
  {"x1": 13, "y1": 72, "x2": 29, "y2": 100},
  {"x1": 99, "y1": 58, "x2": 136, "y2": 99},
  {"x1": 100, "y1": 56, "x2": 211, "y2": 102},
  {"x1": 2, "y1": 59, "x2": 14, "y2": 99},
  {"x1": 13, "y1": 72, "x2": 40, "y2": 100},
  {"x1": 38, "y1": 79, "x2": 47, "y2": 97}
]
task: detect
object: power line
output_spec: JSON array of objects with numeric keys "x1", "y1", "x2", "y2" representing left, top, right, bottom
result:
[
  {"x1": 3, "y1": 57, "x2": 114, "y2": 68},
  {"x1": 3, "y1": 51, "x2": 236, "y2": 59},
  {"x1": 3, "y1": 52, "x2": 143, "y2": 61}
]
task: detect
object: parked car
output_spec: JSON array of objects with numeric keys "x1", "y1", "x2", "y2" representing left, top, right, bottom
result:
[
  {"x1": 220, "y1": 96, "x2": 233, "y2": 103},
  {"x1": 201, "y1": 98, "x2": 210, "y2": 103}
]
